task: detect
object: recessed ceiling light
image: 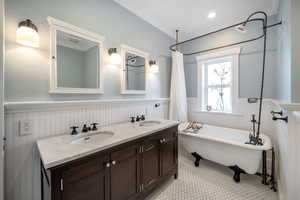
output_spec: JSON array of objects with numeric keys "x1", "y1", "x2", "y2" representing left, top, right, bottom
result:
[{"x1": 208, "y1": 12, "x2": 216, "y2": 19}]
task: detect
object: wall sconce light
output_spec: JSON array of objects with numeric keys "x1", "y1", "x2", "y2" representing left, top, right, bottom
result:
[
  {"x1": 149, "y1": 60, "x2": 159, "y2": 73},
  {"x1": 16, "y1": 19, "x2": 39, "y2": 48},
  {"x1": 108, "y1": 48, "x2": 121, "y2": 65}
]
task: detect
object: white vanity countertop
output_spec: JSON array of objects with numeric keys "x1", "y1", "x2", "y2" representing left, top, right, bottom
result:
[{"x1": 37, "y1": 120, "x2": 179, "y2": 169}]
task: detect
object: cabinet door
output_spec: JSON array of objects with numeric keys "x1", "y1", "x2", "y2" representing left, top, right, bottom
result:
[
  {"x1": 110, "y1": 144, "x2": 140, "y2": 200},
  {"x1": 141, "y1": 136, "x2": 161, "y2": 191},
  {"x1": 61, "y1": 155, "x2": 110, "y2": 200},
  {"x1": 161, "y1": 129, "x2": 178, "y2": 176}
]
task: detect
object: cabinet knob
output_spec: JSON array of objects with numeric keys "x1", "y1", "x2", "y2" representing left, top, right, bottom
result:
[
  {"x1": 160, "y1": 138, "x2": 166, "y2": 144},
  {"x1": 106, "y1": 163, "x2": 110, "y2": 168},
  {"x1": 112, "y1": 160, "x2": 116, "y2": 165}
]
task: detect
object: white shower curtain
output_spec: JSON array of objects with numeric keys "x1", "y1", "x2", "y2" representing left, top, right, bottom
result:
[{"x1": 169, "y1": 51, "x2": 188, "y2": 122}]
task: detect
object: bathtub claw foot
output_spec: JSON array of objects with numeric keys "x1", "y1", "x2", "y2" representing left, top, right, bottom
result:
[
  {"x1": 229, "y1": 165, "x2": 246, "y2": 183},
  {"x1": 191, "y1": 152, "x2": 203, "y2": 167}
]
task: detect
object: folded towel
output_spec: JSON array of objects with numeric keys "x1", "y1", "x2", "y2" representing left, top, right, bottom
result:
[
  {"x1": 190, "y1": 122, "x2": 203, "y2": 130},
  {"x1": 178, "y1": 122, "x2": 190, "y2": 132},
  {"x1": 179, "y1": 122, "x2": 203, "y2": 133}
]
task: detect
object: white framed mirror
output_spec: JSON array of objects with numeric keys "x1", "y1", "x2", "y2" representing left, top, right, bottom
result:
[
  {"x1": 120, "y1": 44, "x2": 148, "y2": 94},
  {"x1": 48, "y1": 17, "x2": 105, "y2": 94}
]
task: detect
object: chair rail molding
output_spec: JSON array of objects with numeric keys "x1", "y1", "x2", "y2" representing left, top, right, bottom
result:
[{"x1": 4, "y1": 98, "x2": 169, "y2": 113}]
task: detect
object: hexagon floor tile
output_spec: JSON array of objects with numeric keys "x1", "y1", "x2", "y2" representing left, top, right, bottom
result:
[{"x1": 147, "y1": 151, "x2": 278, "y2": 200}]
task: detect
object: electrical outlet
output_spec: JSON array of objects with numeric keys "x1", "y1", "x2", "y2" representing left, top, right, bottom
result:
[{"x1": 19, "y1": 120, "x2": 34, "y2": 136}]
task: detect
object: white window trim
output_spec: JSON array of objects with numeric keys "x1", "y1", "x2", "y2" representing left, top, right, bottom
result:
[{"x1": 196, "y1": 47, "x2": 241, "y2": 113}]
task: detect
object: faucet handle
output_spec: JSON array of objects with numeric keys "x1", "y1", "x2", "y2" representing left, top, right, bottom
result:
[
  {"x1": 130, "y1": 117, "x2": 135, "y2": 123},
  {"x1": 82, "y1": 124, "x2": 89, "y2": 133},
  {"x1": 136, "y1": 115, "x2": 141, "y2": 122},
  {"x1": 91, "y1": 123, "x2": 99, "y2": 131},
  {"x1": 70, "y1": 126, "x2": 79, "y2": 135}
]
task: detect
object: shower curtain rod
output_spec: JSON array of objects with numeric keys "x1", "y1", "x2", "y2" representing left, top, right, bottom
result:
[
  {"x1": 170, "y1": 11, "x2": 282, "y2": 145},
  {"x1": 170, "y1": 18, "x2": 282, "y2": 56}
]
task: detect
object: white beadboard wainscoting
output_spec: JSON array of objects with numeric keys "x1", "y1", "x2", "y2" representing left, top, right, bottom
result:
[
  {"x1": 4, "y1": 98, "x2": 169, "y2": 200},
  {"x1": 271, "y1": 102, "x2": 289, "y2": 200},
  {"x1": 289, "y1": 111, "x2": 300, "y2": 200},
  {"x1": 187, "y1": 97, "x2": 277, "y2": 140},
  {"x1": 271, "y1": 102, "x2": 300, "y2": 200},
  {"x1": 281, "y1": 108, "x2": 300, "y2": 200}
]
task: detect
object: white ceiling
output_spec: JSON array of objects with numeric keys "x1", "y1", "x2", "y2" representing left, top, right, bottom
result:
[{"x1": 114, "y1": 0, "x2": 280, "y2": 39}]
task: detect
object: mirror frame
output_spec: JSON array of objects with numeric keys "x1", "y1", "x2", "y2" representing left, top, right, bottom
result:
[
  {"x1": 120, "y1": 44, "x2": 148, "y2": 94},
  {"x1": 48, "y1": 17, "x2": 105, "y2": 94}
]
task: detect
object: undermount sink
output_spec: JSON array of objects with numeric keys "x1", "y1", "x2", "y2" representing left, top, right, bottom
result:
[
  {"x1": 139, "y1": 120, "x2": 162, "y2": 127},
  {"x1": 71, "y1": 131, "x2": 114, "y2": 144}
]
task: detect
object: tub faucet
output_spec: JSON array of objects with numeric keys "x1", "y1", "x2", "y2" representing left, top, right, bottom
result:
[
  {"x1": 250, "y1": 114, "x2": 257, "y2": 137},
  {"x1": 246, "y1": 114, "x2": 263, "y2": 145}
]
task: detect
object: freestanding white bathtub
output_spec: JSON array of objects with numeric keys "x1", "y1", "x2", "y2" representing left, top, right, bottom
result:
[{"x1": 179, "y1": 123, "x2": 272, "y2": 182}]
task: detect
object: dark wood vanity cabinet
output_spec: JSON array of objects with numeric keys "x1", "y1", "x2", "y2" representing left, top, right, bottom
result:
[
  {"x1": 141, "y1": 134, "x2": 162, "y2": 191},
  {"x1": 61, "y1": 155, "x2": 110, "y2": 200},
  {"x1": 110, "y1": 144, "x2": 140, "y2": 200},
  {"x1": 161, "y1": 131, "x2": 178, "y2": 177},
  {"x1": 41, "y1": 125, "x2": 178, "y2": 200},
  {"x1": 140, "y1": 128, "x2": 178, "y2": 192}
]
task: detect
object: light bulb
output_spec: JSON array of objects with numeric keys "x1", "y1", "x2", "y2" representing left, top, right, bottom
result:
[
  {"x1": 149, "y1": 61, "x2": 159, "y2": 73},
  {"x1": 16, "y1": 20, "x2": 39, "y2": 48},
  {"x1": 108, "y1": 48, "x2": 121, "y2": 65},
  {"x1": 110, "y1": 52, "x2": 121, "y2": 65}
]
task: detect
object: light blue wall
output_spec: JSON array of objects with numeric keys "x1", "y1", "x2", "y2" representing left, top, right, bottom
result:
[
  {"x1": 182, "y1": 15, "x2": 279, "y2": 99},
  {"x1": 291, "y1": 0, "x2": 300, "y2": 102},
  {"x1": 276, "y1": 0, "x2": 300, "y2": 103},
  {"x1": 276, "y1": 0, "x2": 292, "y2": 102},
  {"x1": 5, "y1": 0, "x2": 173, "y2": 102}
]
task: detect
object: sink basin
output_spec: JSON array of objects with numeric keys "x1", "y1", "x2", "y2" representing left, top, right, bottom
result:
[
  {"x1": 71, "y1": 131, "x2": 114, "y2": 144},
  {"x1": 139, "y1": 120, "x2": 162, "y2": 127}
]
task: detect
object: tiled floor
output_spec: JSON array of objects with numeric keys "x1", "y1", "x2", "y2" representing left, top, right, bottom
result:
[{"x1": 147, "y1": 151, "x2": 278, "y2": 200}]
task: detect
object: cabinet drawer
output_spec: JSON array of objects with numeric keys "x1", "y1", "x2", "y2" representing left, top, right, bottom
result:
[
  {"x1": 62, "y1": 155, "x2": 108, "y2": 182},
  {"x1": 111, "y1": 144, "x2": 139, "y2": 162}
]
